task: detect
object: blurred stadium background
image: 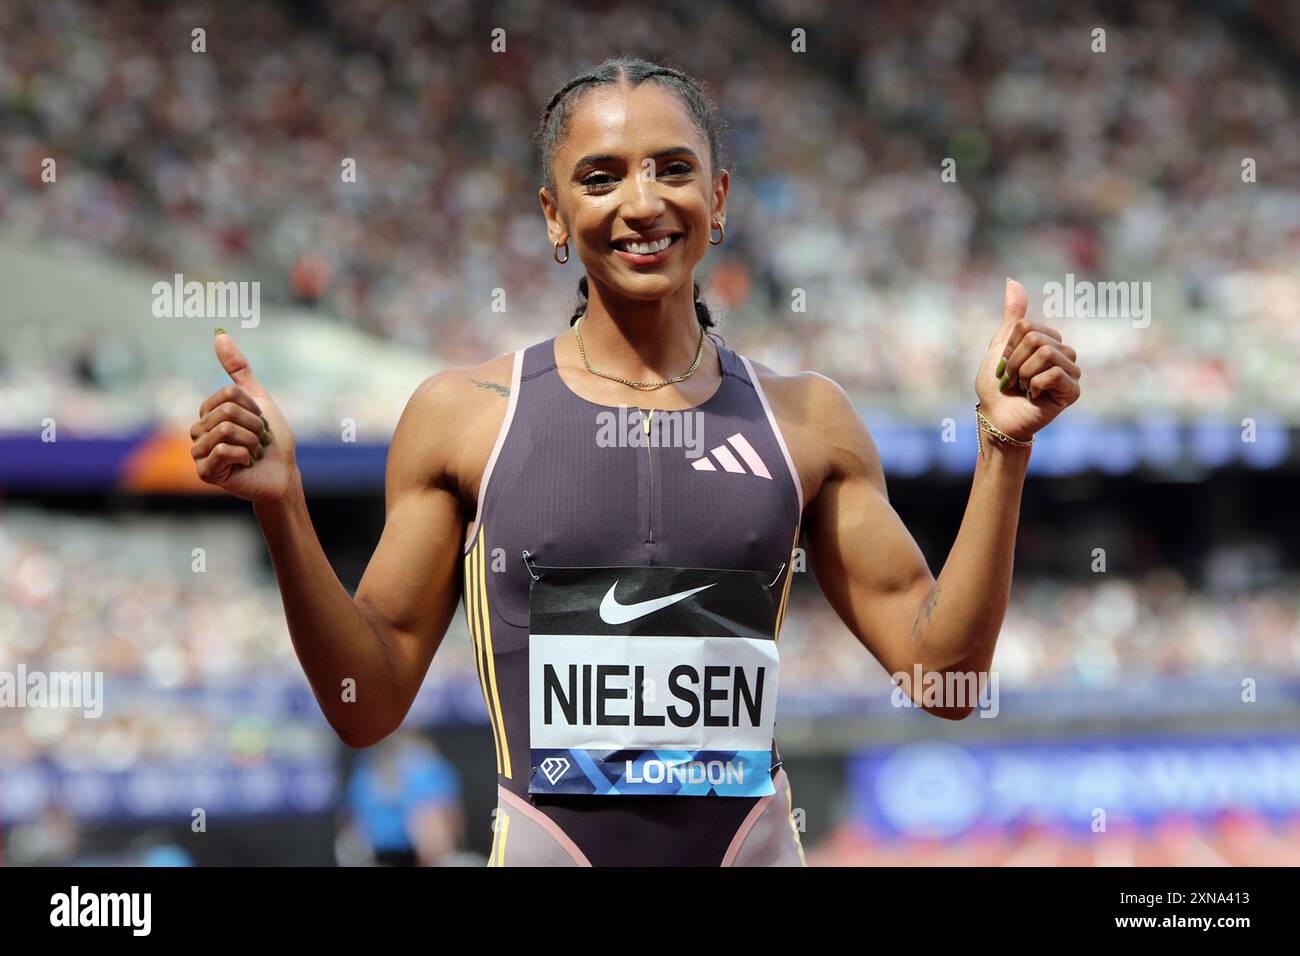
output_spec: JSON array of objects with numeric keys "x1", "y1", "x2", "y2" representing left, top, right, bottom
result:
[{"x1": 1, "y1": 0, "x2": 1299, "y2": 866}]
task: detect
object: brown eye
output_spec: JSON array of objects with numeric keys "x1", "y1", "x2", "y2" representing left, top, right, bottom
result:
[{"x1": 582, "y1": 173, "x2": 617, "y2": 189}]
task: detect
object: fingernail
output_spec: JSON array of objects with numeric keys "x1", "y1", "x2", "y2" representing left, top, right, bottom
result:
[
  {"x1": 260, "y1": 415, "x2": 270, "y2": 432},
  {"x1": 1027, "y1": 388, "x2": 1034, "y2": 401},
  {"x1": 260, "y1": 429, "x2": 272, "y2": 447},
  {"x1": 999, "y1": 373, "x2": 1011, "y2": 390},
  {"x1": 214, "y1": 327, "x2": 226, "y2": 336},
  {"x1": 1005, "y1": 276, "x2": 1012, "y2": 285},
  {"x1": 255, "y1": 445, "x2": 264, "y2": 460},
  {"x1": 247, "y1": 450, "x2": 254, "y2": 467},
  {"x1": 995, "y1": 357, "x2": 1007, "y2": 377}
]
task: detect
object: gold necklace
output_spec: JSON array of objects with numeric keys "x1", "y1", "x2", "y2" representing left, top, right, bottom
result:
[{"x1": 574, "y1": 316, "x2": 706, "y2": 391}]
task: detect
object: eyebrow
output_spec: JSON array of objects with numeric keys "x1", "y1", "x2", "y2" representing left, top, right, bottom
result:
[{"x1": 571, "y1": 146, "x2": 701, "y2": 175}]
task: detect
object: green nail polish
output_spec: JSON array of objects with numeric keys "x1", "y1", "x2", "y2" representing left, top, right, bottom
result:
[
  {"x1": 214, "y1": 327, "x2": 226, "y2": 336},
  {"x1": 255, "y1": 445, "x2": 264, "y2": 460},
  {"x1": 999, "y1": 373, "x2": 1011, "y2": 390},
  {"x1": 996, "y1": 357, "x2": 1007, "y2": 377}
]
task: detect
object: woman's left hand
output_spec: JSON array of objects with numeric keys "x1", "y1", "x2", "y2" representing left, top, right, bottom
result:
[{"x1": 974, "y1": 278, "x2": 1082, "y2": 441}]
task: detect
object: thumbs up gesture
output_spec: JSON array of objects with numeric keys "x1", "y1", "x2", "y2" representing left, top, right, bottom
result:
[
  {"x1": 974, "y1": 279, "x2": 1082, "y2": 442},
  {"x1": 190, "y1": 330, "x2": 298, "y2": 502}
]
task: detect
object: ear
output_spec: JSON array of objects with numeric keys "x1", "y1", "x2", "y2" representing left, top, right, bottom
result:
[
  {"x1": 539, "y1": 186, "x2": 567, "y2": 246},
  {"x1": 710, "y1": 169, "x2": 730, "y2": 228}
]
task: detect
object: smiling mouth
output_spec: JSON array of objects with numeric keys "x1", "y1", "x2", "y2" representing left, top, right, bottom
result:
[{"x1": 610, "y1": 233, "x2": 682, "y2": 255}]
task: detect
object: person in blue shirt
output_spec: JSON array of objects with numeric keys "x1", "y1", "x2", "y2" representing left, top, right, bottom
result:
[{"x1": 343, "y1": 732, "x2": 469, "y2": 866}]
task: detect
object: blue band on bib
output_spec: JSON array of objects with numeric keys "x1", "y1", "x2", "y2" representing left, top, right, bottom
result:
[{"x1": 531, "y1": 748, "x2": 775, "y2": 797}]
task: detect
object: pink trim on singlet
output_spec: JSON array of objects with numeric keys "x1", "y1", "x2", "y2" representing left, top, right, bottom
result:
[
  {"x1": 738, "y1": 356, "x2": 804, "y2": 515},
  {"x1": 464, "y1": 350, "x2": 525, "y2": 554},
  {"x1": 497, "y1": 786, "x2": 593, "y2": 866},
  {"x1": 720, "y1": 767, "x2": 789, "y2": 867}
]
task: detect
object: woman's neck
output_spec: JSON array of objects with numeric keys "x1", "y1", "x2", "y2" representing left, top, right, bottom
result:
[{"x1": 577, "y1": 275, "x2": 705, "y2": 381}]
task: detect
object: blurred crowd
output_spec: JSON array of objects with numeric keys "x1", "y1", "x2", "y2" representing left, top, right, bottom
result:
[
  {"x1": 3, "y1": 510, "x2": 1298, "y2": 781},
  {"x1": 778, "y1": 569, "x2": 1300, "y2": 696},
  {"x1": 1, "y1": 0, "x2": 1298, "y2": 433},
  {"x1": 0, "y1": 509, "x2": 481, "y2": 775},
  {"x1": 0, "y1": 510, "x2": 330, "y2": 777}
]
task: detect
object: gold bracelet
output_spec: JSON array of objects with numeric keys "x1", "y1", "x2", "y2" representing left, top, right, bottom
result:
[{"x1": 975, "y1": 403, "x2": 1033, "y2": 459}]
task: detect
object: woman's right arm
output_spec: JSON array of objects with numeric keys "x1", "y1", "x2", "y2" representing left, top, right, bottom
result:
[{"x1": 194, "y1": 332, "x2": 476, "y2": 748}]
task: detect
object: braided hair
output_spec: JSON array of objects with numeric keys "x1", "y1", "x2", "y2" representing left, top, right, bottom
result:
[{"x1": 534, "y1": 56, "x2": 729, "y2": 335}]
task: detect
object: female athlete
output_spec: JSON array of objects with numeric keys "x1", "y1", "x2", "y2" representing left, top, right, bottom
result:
[{"x1": 189, "y1": 56, "x2": 1081, "y2": 866}]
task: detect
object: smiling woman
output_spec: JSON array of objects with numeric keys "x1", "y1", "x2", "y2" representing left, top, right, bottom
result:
[
  {"x1": 450, "y1": 57, "x2": 817, "y2": 865},
  {"x1": 191, "y1": 53, "x2": 1080, "y2": 868},
  {"x1": 534, "y1": 56, "x2": 729, "y2": 342}
]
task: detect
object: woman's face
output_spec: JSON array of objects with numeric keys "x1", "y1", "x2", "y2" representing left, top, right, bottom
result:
[{"x1": 541, "y1": 82, "x2": 728, "y2": 305}]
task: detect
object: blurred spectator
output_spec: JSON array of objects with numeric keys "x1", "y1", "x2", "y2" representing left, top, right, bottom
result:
[{"x1": 339, "y1": 732, "x2": 478, "y2": 867}]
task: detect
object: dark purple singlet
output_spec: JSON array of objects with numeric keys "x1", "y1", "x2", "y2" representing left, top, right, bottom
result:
[{"x1": 460, "y1": 334, "x2": 807, "y2": 866}]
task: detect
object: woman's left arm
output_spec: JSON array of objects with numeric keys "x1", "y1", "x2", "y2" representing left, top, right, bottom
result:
[{"x1": 798, "y1": 279, "x2": 1081, "y2": 719}]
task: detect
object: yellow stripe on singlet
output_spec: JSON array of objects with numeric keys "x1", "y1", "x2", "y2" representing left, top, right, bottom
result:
[
  {"x1": 475, "y1": 531, "x2": 512, "y2": 778},
  {"x1": 774, "y1": 522, "x2": 800, "y2": 640},
  {"x1": 496, "y1": 810, "x2": 511, "y2": 867},
  {"x1": 786, "y1": 776, "x2": 808, "y2": 866},
  {"x1": 465, "y1": 533, "x2": 503, "y2": 776}
]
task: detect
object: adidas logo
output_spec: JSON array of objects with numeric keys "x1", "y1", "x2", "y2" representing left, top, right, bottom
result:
[{"x1": 691, "y1": 433, "x2": 772, "y2": 478}]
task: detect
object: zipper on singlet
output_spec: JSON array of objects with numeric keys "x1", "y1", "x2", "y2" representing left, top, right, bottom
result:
[{"x1": 644, "y1": 408, "x2": 654, "y2": 543}]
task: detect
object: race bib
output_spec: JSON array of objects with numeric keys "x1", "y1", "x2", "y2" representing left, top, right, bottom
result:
[{"x1": 527, "y1": 562, "x2": 782, "y2": 798}]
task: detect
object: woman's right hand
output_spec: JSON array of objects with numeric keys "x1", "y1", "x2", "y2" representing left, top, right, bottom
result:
[{"x1": 190, "y1": 330, "x2": 299, "y2": 504}]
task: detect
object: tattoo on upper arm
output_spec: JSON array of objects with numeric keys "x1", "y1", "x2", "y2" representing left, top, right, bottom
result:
[
  {"x1": 471, "y1": 379, "x2": 510, "y2": 397},
  {"x1": 911, "y1": 581, "x2": 942, "y2": 640}
]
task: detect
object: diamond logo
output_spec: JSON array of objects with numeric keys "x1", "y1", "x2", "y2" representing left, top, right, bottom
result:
[{"x1": 540, "y1": 757, "x2": 571, "y2": 785}]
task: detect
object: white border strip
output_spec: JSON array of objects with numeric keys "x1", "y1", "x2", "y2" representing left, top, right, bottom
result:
[
  {"x1": 464, "y1": 349, "x2": 525, "y2": 554},
  {"x1": 738, "y1": 355, "x2": 804, "y2": 515}
]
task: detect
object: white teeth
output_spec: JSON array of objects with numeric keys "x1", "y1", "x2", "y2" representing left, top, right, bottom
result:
[{"x1": 619, "y1": 236, "x2": 674, "y2": 254}]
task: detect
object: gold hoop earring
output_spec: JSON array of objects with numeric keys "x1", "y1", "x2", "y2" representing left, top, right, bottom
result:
[
  {"x1": 554, "y1": 239, "x2": 569, "y2": 264},
  {"x1": 709, "y1": 220, "x2": 725, "y2": 245}
]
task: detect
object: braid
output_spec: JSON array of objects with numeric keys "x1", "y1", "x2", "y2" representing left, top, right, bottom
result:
[
  {"x1": 692, "y1": 282, "x2": 717, "y2": 333},
  {"x1": 568, "y1": 276, "x2": 589, "y2": 326},
  {"x1": 567, "y1": 277, "x2": 718, "y2": 335},
  {"x1": 535, "y1": 55, "x2": 729, "y2": 197},
  {"x1": 538, "y1": 71, "x2": 602, "y2": 141},
  {"x1": 543, "y1": 56, "x2": 728, "y2": 335}
]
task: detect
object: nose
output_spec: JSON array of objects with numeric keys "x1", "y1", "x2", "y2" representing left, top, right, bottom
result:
[{"x1": 619, "y1": 164, "x2": 666, "y2": 224}]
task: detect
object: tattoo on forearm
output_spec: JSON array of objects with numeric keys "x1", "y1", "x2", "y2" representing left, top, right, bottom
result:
[
  {"x1": 471, "y1": 379, "x2": 510, "y2": 397},
  {"x1": 912, "y1": 581, "x2": 942, "y2": 640}
]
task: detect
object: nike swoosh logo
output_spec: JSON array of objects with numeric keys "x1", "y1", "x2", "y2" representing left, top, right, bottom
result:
[{"x1": 598, "y1": 581, "x2": 716, "y2": 625}]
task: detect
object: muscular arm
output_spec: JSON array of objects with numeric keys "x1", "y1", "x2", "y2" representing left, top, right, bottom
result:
[
  {"x1": 254, "y1": 366, "x2": 503, "y2": 747},
  {"x1": 777, "y1": 373, "x2": 1028, "y2": 719}
]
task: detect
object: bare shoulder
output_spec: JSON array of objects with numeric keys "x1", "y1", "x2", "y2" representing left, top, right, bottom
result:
[
  {"x1": 411, "y1": 352, "x2": 515, "y2": 406},
  {"x1": 745, "y1": 358, "x2": 855, "y2": 423},
  {"x1": 389, "y1": 352, "x2": 516, "y2": 506},
  {"x1": 744, "y1": 358, "x2": 884, "y2": 498}
]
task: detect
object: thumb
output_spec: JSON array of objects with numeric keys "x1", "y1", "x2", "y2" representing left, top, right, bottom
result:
[
  {"x1": 991, "y1": 277, "x2": 1028, "y2": 353},
  {"x1": 213, "y1": 328, "x2": 266, "y2": 397}
]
